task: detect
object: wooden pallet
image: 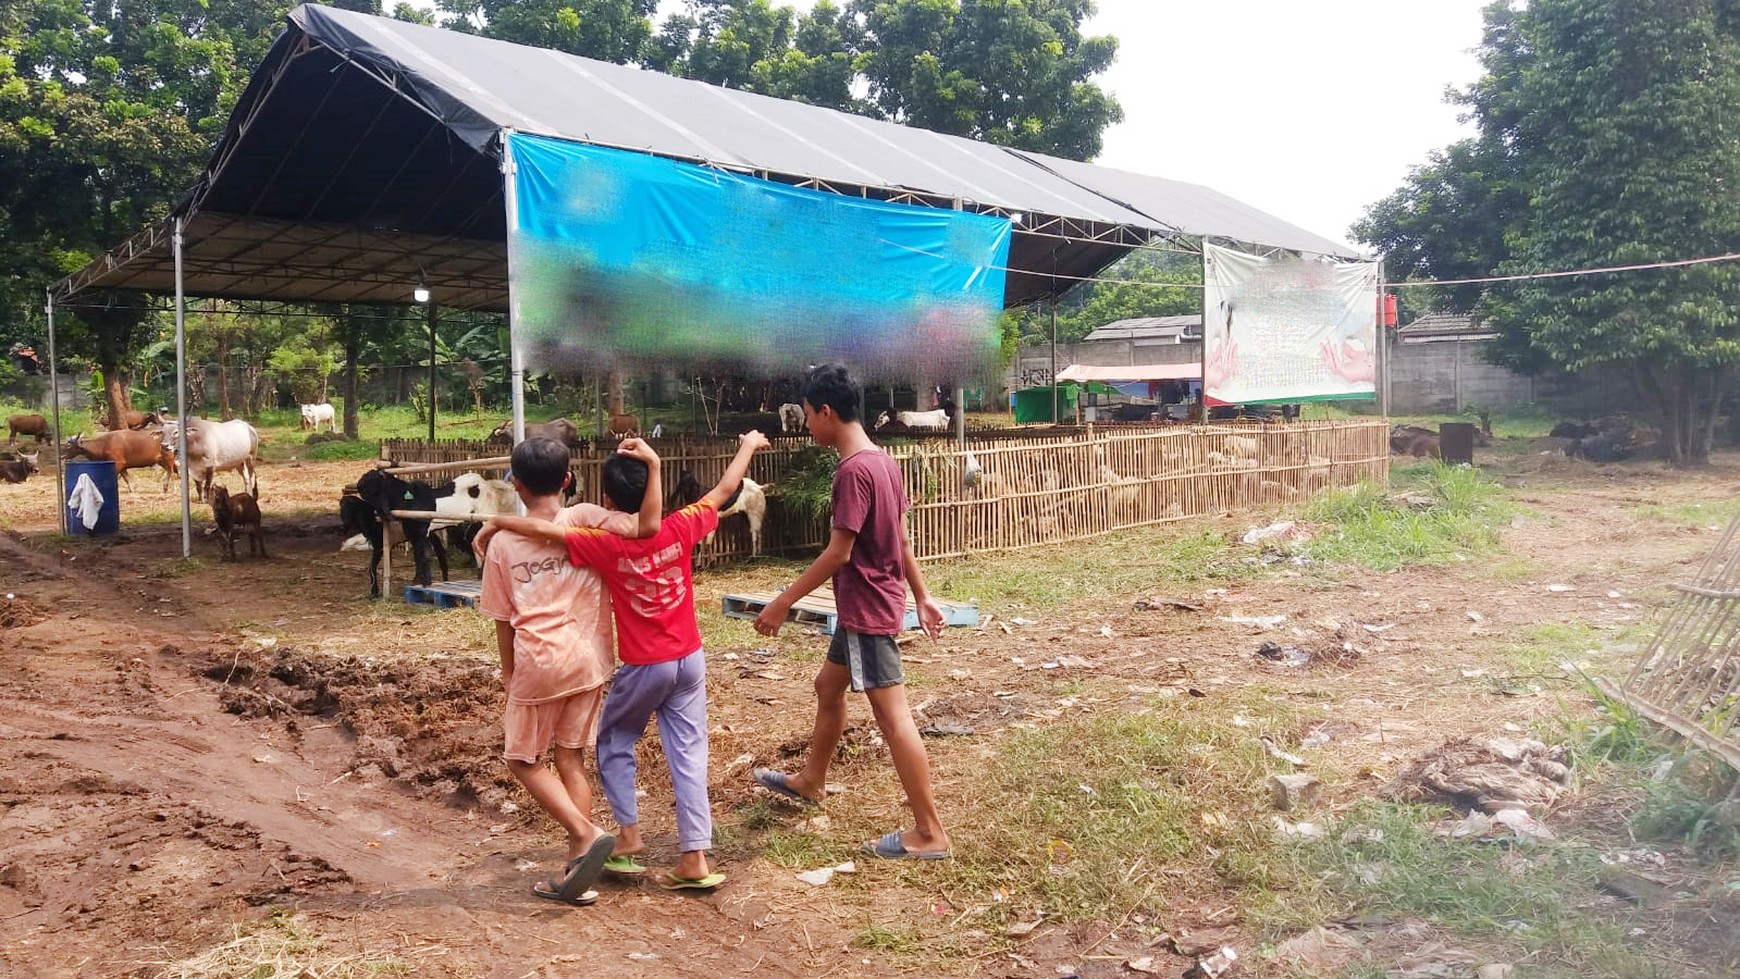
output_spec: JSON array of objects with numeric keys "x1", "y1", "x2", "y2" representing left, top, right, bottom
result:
[
  {"x1": 721, "y1": 585, "x2": 978, "y2": 636},
  {"x1": 403, "y1": 578, "x2": 483, "y2": 609}
]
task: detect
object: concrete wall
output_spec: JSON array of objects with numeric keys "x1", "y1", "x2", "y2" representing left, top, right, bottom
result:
[{"x1": 1388, "y1": 337, "x2": 1625, "y2": 415}]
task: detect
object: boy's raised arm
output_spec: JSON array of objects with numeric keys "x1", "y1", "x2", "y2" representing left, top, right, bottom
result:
[
  {"x1": 616, "y1": 437, "x2": 664, "y2": 537},
  {"x1": 483, "y1": 514, "x2": 568, "y2": 546},
  {"x1": 702, "y1": 430, "x2": 770, "y2": 509}
]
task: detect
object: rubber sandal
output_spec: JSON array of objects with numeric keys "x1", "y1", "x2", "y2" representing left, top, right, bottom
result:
[
  {"x1": 657, "y1": 871, "x2": 728, "y2": 891},
  {"x1": 751, "y1": 767, "x2": 819, "y2": 806},
  {"x1": 532, "y1": 881, "x2": 599, "y2": 906},
  {"x1": 863, "y1": 830, "x2": 949, "y2": 861},
  {"x1": 604, "y1": 854, "x2": 647, "y2": 875},
  {"x1": 552, "y1": 833, "x2": 616, "y2": 900}
]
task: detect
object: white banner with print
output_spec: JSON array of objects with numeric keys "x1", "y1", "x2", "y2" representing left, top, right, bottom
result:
[{"x1": 1201, "y1": 243, "x2": 1379, "y2": 404}]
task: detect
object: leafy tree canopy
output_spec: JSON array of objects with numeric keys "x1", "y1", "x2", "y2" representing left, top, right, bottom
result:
[{"x1": 1353, "y1": 0, "x2": 1740, "y2": 464}]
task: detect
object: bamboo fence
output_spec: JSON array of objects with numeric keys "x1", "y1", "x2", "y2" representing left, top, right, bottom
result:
[
  {"x1": 1599, "y1": 513, "x2": 1740, "y2": 771},
  {"x1": 375, "y1": 419, "x2": 1389, "y2": 566}
]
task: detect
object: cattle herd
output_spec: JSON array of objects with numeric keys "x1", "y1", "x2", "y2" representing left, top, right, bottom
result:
[{"x1": 0, "y1": 398, "x2": 1673, "y2": 586}]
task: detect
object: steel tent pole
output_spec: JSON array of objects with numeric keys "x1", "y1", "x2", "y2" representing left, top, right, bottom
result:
[
  {"x1": 501, "y1": 130, "x2": 527, "y2": 512},
  {"x1": 174, "y1": 217, "x2": 191, "y2": 557},
  {"x1": 46, "y1": 291, "x2": 64, "y2": 534}
]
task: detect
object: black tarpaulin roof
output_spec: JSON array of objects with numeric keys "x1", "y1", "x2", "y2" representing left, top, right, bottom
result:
[{"x1": 55, "y1": 4, "x2": 1359, "y2": 311}]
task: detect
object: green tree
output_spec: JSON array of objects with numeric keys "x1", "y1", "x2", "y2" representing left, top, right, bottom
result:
[
  {"x1": 1012, "y1": 247, "x2": 1201, "y2": 344},
  {"x1": 0, "y1": 0, "x2": 290, "y2": 426},
  {"x1": 438, "y1": 0, "x2": 656, "y2": 62},
  {"x1": 1355, "y1": 0, "x2": 1740, "y2": 464},
  {"x1": 850, "y1": 0, "x2": 1121, "y2": 160}
]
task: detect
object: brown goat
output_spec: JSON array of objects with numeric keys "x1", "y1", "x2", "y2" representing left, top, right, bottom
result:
[{"x1": 210, "y1": 485, "x2": 266, "y2": 561}]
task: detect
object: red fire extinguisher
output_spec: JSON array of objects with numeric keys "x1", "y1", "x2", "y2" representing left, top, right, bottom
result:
[{"x1": 1378, "y1": 293, "x2": 1398, "y2": 328}]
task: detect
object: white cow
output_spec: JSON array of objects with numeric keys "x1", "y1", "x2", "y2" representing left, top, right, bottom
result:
[
  {"x1": 300, "y1": 402, "x2": 338, "y2": 433},
  {"x1": 778, "y1": 403, "x2": 805, "y2": 434},
  {"x1": 161, "y1": 417, "x2": 260, "y2": 501},
  {"x1": 874, "y1": 408, "x2": 950, "y2": 432}
]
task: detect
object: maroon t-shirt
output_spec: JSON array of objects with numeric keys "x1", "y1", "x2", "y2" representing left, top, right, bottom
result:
[{"x1": 831, "y1": 448, "x2": 910, "y2": 635}]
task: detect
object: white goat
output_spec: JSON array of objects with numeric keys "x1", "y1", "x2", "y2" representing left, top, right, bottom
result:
[
  {"x1": 704, "y1": 477, "x2": 767, "y2": 557},
  {"x1": 299, "y1": 402, "x2": 338, "y2": 433},
  {"x1": 778, "y1": 403, "x2": 805, "y2": 434},
  {"x1": 162, "y1": 417, "x2": 259, "y2": 500},
  {"x1": 875, "y1": 408, "x2": 950, "y2": 432}
]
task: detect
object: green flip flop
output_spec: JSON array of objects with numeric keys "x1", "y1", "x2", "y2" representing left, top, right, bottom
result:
[
  {"x1": 604, "y1": 854, "x2": 647, "y2": 875},
  {"x1": 658, "y1": 871, "x2": 727, "y2": 891}
]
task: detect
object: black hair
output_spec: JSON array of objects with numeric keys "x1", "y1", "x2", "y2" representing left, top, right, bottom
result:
[
  {"x1": 801, "y1": 363, "x2": 860, "y2": 422},
  {"x1": 601, "y1": 454, "x2": 649, "y2": 512},
  {"x1": 510, "y1": 436, "x2": 571, "y2": 496}
]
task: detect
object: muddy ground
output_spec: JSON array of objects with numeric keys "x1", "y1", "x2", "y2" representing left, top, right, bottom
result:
[{"x1": 1, "y1": 443, "x2": 1738, "y2": 977}]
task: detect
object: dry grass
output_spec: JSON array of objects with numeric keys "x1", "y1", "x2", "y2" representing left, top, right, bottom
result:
[{"x1": 151, "y1": 913, "x2": 407, "y2": 979}]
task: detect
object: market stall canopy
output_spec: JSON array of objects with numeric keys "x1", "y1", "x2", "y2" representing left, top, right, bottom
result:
[
  {"x1": 55, "y1": 4, "x2": 1360, "y2": 311},
  {"x1": 1057, "y1": 363, "x2": 1203, "y2": 383}
]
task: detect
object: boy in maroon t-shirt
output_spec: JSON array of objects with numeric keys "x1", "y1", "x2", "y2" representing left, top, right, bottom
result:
[
  {"x1": 486, "y1": 430, "x2": 769, "y2": 890},
  {"x1": 751, "y1": 364, "x2": 950, "y2": 860}
]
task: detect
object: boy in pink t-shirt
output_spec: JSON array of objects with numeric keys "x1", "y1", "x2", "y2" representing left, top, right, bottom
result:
[{"x1": 474, "y1": 435, "x2": 662, "y2": 907}]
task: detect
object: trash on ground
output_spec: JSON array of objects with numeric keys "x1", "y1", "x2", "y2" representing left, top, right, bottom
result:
[
  {"x1": 1184, "y1": 944, "x2": 1240, "y2": 979},
  {"x1": 1011, "y1": 616, "x2": 1037, "y2": 626},
  {"x1": 1384, "y1": 737, "x2": 1570, "y2": 813},
  {"x1": 919, "y1": 723, "x2": 975, "y2": 737},
  {"x1": 1255, "y1": 642, "x2": 1311, "y2": 667},
  {"x1": 1220, "y1": 614, "x2": 1287, "y2": 630},
  {"x1": 1261, "y1": 736, "x2": 1308, "y2": 767},
  {"x1": 1273, "y1": 927, "x2": 1361, "y2": 975},
  {"x1": 1546, "y1": 583, "x2": 1575, "y2": 593},
  {"x1": 1125, "y1": 956, "x2": 1160, "y2": 974},
  {"x1": 1241, "y1": 520, "x2": 1303, "y2": 545},
  {"x1": 1135, "y1": 598, "x2": 1203, "y2": 612},
  {"x1": 1005, "y1": 916, "x2": 1043, "y2": 938},
  {"x1": 1300, "y1": 729, "x2": 1332, "y2": 748},
  {"x1": 1274, "y1": 817, "x2": 1326, "y2": 840}
]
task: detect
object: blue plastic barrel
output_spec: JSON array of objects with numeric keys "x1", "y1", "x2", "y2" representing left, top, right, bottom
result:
[{"x1": 65, "y1": 459, "x2": 121, "y2": 536}]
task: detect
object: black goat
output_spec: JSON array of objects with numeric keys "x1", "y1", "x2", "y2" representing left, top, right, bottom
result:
[{"x1": 346, "y1": 469, "x2": 454, "y2": 598}]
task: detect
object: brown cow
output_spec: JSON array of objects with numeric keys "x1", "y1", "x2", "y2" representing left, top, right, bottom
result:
[
  {"x1": 606, "y1": 413, "x2": 639, "y2": 438},
  {"x1": 7, "y1": 414, "x2": 49, "y2": 443},
  {"x1": 63, "y1": 430, "x2": 178, "y2": 491}
]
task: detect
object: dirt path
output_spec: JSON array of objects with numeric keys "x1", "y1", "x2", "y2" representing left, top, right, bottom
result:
[
  {"x1": 3, "y1": 446, "x2": 1738, "y2": 977},
  {"x1": 0, "y1": 525, "x2": 877, "y2": 979}
]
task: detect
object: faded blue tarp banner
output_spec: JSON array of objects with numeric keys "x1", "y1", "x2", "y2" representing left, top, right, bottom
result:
[{"x1": 507, "y1": 133, "x2": 1011, "y2": 380}]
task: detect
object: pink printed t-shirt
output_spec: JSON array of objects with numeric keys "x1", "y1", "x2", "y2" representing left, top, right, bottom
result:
[
  {"x1": 831, "y1": 447, "x2": 910, "y2": 635},
  {"x1": 480, "y1": 503, "x2": 636, "y2": 705},
  {"x1": 564, "y1": 501, "x2": 719, "y2": 666}
]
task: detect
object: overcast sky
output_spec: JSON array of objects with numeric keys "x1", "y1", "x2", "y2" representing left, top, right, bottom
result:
[{"x1": 647, "y1": 0, "x2": 1491, "y2": 253}]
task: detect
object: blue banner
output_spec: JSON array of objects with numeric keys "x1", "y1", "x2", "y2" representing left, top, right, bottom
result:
[{"x1": 507, "y1": 133, "x2": 1011, "y2": 379}]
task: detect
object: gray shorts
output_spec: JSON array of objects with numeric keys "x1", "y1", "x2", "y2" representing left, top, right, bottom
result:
[{"x1": 827, "y1": 630, "x2": 904, "y2": 691}]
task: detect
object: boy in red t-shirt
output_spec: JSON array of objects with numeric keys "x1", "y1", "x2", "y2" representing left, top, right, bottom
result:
[
  {"x1": 474, "y1": 435, "x2": 663, "y2": 906},
  {"x1": 485, "y1": 430, "x2": 769, "y2": 890},
  {"x1": 750, "y1": 364, "x2": 950, "y2": 860}
]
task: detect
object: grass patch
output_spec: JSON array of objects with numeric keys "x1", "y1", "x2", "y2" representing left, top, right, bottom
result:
[
  {"x1": 1303, "y1": 464, "x2": 1514, "y2": 572},
  {"x1": 1633, "y1": 497, "x2": 1740, "y2": 529},
  {"x1": 920, "y1": 526, "x2": 1251, "y2": 610},
  {"x1": 153, "y1": 910, "x2": 407, "y2": 978},
  {"x1": 929, "y1": 693, "x2": 1298, "y2": 930},
  {"x1": 1249, "y1": 802, "x2": 1656, "y2": 979}
]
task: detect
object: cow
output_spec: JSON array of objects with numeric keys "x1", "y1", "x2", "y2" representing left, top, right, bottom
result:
[
  {"x1": 63, "y1": 430, "x2": 178, "y2": 491},
  {"x1": 7, "y1": 414, "x2": 49, "y2": 444},
  {"x1": 299, "y1": 402, "x2": 338, "y2": 433},
  {"x1": 1, "y1": 452, "x2": 40, "y2": 484},
  {"x1": 161, "y1": 418, "x2": 260, "y2": 501},
  {"x1": 487, "y1": 417, "x2": 582, "y2": 447},
  {"x1": 607, "y1": 413, "x2": 638, "y2": 438},
  {"x1": 778, "y1": 403, "x2": 805, "y2": 434}
]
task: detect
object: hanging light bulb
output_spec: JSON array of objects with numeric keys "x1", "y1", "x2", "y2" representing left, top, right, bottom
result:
[{"x1": 413, "y1": 277, "x2": 430, "y2": 304}]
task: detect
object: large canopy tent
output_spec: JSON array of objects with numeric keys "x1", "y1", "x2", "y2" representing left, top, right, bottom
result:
[{"x1": 49, "y1": 4, "x2": 1360, "y2": 553}]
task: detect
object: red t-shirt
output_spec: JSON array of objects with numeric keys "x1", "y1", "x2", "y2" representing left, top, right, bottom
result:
[
  {"x1": 564, "y1": 502, "x2": 719, "y2": 666},
  {"x1": 831, "y1": 448, "x2": 910, "y2": 635}
]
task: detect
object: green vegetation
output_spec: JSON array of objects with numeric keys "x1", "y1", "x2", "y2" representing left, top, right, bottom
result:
[{"x1": 1304, "y1": 464, "x2": 1515, "y2": 571}]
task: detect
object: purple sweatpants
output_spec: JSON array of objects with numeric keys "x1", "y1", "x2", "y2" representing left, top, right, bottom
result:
[{"x1": 598, "y1": 648, "x2": 712, "y2": 852}]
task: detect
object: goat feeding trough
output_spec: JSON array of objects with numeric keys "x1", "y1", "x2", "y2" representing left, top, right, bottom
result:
[{"x1": 722, "y1": 584, "x2": 980, "y2": 636}]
